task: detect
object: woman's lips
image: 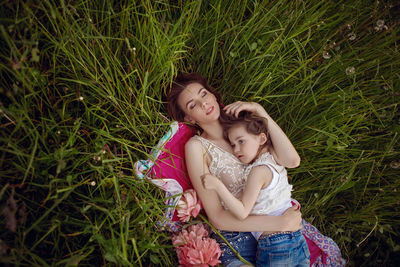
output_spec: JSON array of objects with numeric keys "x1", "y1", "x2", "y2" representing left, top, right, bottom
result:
[{"x1": 206, "y1": 106, "x2": 214, "y2": 115}]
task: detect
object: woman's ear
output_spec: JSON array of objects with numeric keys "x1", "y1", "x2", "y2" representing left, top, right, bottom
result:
[
  {"x1": 259, "y1": 133, "x2": 268, "y2": 145},
  {"x1": 184, "y1": 115, "x2": 196, "y2": 124}
]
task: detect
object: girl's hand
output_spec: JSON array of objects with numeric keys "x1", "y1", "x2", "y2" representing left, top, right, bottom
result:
[
  {"x1": 201, "y1": 174, "x2": 222, "y2": 191},
  {"x1": 281, "y1": 205, "x2": 302, "y2": 231},
  {"x1": 223, "y1": 101, "x2": 268, "y2": 118}
]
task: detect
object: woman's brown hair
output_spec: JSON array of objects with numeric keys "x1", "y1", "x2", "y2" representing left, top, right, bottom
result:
[{"x1": 166, "y1": 73, "x2": 223, "y2": 122}]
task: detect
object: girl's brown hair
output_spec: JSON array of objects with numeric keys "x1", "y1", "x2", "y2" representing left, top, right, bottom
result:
[
  {"x1": 166, "y1": 73, "x2": 223, "y2": 121},
  {"x1": 220, "y1": 111, "x2": 272, "y2": 148}
]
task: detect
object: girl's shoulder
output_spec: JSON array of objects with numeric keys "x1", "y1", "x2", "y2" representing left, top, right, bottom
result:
[{"x1": 250, "y1": 152, "x2": 282, "y2": 169}]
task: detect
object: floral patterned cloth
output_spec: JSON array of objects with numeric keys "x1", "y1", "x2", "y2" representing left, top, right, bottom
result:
[{"x1": 302, "y1": 220, "x2": 346, "y2": 266}]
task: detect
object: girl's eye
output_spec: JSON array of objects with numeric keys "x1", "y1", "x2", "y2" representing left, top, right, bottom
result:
[
  {"x1": 201, "y1": 91, "x2": 207, "y2": 97},
  {"x1": 189, "y1": 104, "x2": 196, "y2": 109},
  {"x1": 238, "y1": 140, "x2": 244, "y2": 144}
]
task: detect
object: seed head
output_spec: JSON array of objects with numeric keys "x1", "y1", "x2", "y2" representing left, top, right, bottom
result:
[{"x1": 346, "y1": 66, "x2": 355, "y2": 76}]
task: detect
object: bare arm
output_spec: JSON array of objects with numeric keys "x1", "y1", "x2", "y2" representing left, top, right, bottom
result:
[
  {"x1": 223, "y1": 101, "x2": 300, "y2": 168},
  {"x1": 185, "y1": 138, "x2": 301, "y2": 231},
  {"x1": 203, "y1": 166, "x2": 272, "y2": 220}
]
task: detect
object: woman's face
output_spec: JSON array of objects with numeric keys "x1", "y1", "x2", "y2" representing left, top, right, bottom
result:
[{"x1": 177, "y1": 82, "x2": 220, "y2": 124}]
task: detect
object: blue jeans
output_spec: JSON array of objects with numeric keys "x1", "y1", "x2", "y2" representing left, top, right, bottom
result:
[
  {"x1": 256, "y1": 230, "x2": 310, "y2": 267},
  {"x1": 211, "y1": 231, "x2": 257, "y2": 267}
]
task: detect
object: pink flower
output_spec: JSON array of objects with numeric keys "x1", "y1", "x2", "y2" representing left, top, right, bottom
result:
[
  {"x1": 172, "y1": 224, "x2": 209, "y2": 246},
  {"x1": 177, "y1": 189, "x2": 202, "y2": 222},
  {"x1": 173, "y1": 224, "x2": 221, "y2": 267}
]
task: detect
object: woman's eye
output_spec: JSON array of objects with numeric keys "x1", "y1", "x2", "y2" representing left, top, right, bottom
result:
[
  {"x1": 201, "y1": 91, "x2": 207, "y2": 97},
  {"x1": 238, "y1": 140, "x2": 244, "y2": 144},
  {"x1": 190, "y1": 104, "x2": 196, "y2": 109}
]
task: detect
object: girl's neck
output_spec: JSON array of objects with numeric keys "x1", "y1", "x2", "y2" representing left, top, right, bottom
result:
[{"x1": 251, "y1": 146, "x2": 269, "y2": 164}]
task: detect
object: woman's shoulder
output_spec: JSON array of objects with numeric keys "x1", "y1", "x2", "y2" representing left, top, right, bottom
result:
[{"x1": 185, "y1": 135, "x2": 204, "y2": 150}]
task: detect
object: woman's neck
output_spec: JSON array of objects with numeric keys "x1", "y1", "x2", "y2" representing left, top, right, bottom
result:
[{"x1": 199, "y1": 121, "x2": 224, "y2": 141}]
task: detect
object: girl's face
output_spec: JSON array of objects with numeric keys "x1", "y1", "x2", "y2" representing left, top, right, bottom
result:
[
  {"x1": 177, "y1": 82, "x2": 220, "y2": 124},
  {"x1": 228, "y1": 124, "x2": 266, "y2": 164}
]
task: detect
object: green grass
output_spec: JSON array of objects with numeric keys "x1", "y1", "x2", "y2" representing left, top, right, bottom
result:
[{"x1": 0, "y1": 0, "x2": 399, "y2": 266}]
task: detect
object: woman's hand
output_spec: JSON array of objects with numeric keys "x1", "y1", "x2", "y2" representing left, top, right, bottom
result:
[
  {"x1": 223, "y1": 101, "x2": 269, "y2": 118},
  {"x1": 281, "y1": 205, "x2": 303, "y2": 231}
]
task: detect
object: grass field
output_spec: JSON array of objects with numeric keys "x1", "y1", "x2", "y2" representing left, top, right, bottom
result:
[{"x1": 1, "y1": 0, "x2": 399, "y2": 266}]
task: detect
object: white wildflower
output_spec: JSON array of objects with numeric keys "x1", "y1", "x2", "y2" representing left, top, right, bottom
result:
[
  {"x1": 90, "y1": 181, "x2": 96, "y2": 186},
  {"x1": 376, "y1": 20, "x2": 385, "y2": 28},
  {"x1": 348, "y1": 33, "x2": 356, "y2": 41},
  {"x1": 93, "y1": 155, "x2": 101, "y2": 162},
  {"x1": 322, "y1": 51, "x2": 331, "y2": 59},
  {"x1": 78, "y1": 96, "x2": 84, "y2": 101},
  {"x1": 346, "y1": 66, "x2": 355, "y2": 76},
  {"x1": 390, "y1": 160, "x2": 400, "y2": 169}
]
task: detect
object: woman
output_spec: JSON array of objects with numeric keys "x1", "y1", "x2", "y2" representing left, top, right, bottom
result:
[{"x1": 167, "y1": 73, "x2": 303, "y2": 266}]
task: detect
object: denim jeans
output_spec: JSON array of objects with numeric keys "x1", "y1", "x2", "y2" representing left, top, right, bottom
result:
[
  {"x1": 211, "y1": 231, "x2": 258, "y2": 267},
  {"x1": 256, "y1": 230, "x2": 310, "y2": 267}
]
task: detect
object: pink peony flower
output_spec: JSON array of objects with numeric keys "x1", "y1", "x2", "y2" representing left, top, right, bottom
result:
[
  {"x1": 177, "y1": 189, "x2": 202, "y2": 222},
  {"x1": 173, "y1": 224, "x2": 222, "y2": 267},
  {"x1": 172, "y1": 224, "x2": 209, "y2": 246}
]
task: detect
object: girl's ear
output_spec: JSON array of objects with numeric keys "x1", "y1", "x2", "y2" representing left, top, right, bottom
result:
[{"x1": 259, "y1": 133, "x2": 268, "y2": 146}]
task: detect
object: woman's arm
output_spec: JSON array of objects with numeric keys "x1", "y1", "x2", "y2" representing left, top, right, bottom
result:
[
  {"x1": 223, "y1": 101, "x2": 300, "y2": 168},
  {"x1": 185, "y1": 139, "x2": 302, "y2": 231},
  {"x1": 202, "y1": 166, "x2": 272, "y2": 220}
]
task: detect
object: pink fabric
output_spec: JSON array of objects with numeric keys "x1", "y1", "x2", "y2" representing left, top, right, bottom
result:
[
  {"x1": 148, "y1": 123, "x2": 195, "y2": 220},
  {"x1": 306, "y1": 235, "x2": 323, "y2": 265}
]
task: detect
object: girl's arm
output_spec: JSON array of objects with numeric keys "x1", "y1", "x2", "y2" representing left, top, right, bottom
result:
[
  {"x1": 223, "y1": 101, "x2": 300, "y2": 168},
  {"x1": 203, "y1": 166, "x2": 272, "y2": 220},
  {"x1": 185, "y1": 139, "x2": 302, "y2": 231}
]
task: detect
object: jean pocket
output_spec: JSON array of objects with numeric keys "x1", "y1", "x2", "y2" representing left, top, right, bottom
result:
[{"x1": 268, "y1": 251, "x2": 291, "y2": 266}]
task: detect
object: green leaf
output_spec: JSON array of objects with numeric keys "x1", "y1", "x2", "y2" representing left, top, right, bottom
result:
[
  {"x1": 150, "y1": 254, "x2": 161, "y2": 264},
  {"x1": 250, "y1": 42, "x2": 257, "y2": 51},
  {"x1": 31, "y1": 47, "x2": 40, "y2": 62}
]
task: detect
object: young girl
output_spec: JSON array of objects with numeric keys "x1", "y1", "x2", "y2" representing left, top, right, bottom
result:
[{"x1": 202, "y1": 111, "x2": 310, "y2": 266}]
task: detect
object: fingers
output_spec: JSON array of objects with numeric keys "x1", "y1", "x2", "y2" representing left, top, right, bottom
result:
[
  {"x1": 223, "y1": 101, "x2": 246, "y2": 117},
  {"x1": 201, "y1": 174, "x2": 211, "y2": 189}
]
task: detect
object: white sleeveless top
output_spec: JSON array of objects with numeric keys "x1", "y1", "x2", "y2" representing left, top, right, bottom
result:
[
  {"x1": 192, "y1": 135, "x2": 246, "y2": 201},
  {"x1": 244, "y1": 152, "x2": 293, "y2": 216}
]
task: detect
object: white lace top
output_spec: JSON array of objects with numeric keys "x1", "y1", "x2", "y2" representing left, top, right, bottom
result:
[
  {"x1": 244, "y1": 152, "x2": 293, "y2": 216},
  {"x1": 192, "y1": 135, "x2": 246, "y2": 201}
]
